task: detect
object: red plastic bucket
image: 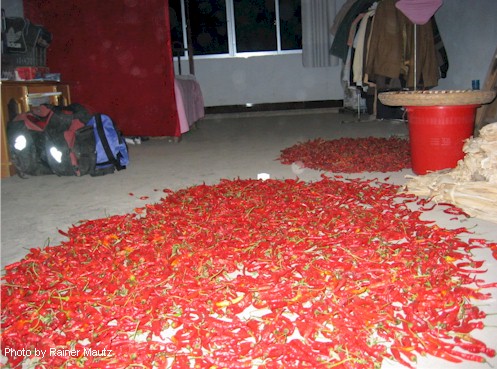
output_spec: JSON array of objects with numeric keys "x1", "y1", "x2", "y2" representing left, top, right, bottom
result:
[{"x1": 406, "y1": 105, "x2": 479, "y2": 175}]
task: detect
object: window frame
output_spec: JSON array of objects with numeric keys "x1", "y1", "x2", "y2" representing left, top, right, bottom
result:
[{"x1": 173, "y1": 0, "x2": 302, "y2": 60}]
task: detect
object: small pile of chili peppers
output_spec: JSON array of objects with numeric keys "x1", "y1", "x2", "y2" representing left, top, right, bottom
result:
[
  {"x1": 278, "y1": 137, "x2": 411, "y2": 173},
  {"x1": 1, "y1": 177, "x2": 496, "y2": 368}
]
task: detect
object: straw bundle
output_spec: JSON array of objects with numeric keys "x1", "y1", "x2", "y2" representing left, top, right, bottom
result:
[{"x1": 404, "y1": 122, "x2": 497, "y2": 223}]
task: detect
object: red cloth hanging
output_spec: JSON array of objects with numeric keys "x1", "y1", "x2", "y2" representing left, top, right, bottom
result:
[{"x1": 24, "y1": 0, "x2": 181, "y2": 137}]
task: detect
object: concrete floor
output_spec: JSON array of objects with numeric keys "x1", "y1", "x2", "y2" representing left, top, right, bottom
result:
[{"x1": 1, "y1": 109, "x2": 496, "y2": 368}]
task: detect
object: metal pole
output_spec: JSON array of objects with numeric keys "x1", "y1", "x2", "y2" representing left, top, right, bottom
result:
[
  {"x1": 185, "y1": 0, "x2": 195, "y2": 75},
  {"x1": 357, "y1": 90, "x2": 361, "y2": 120},
  {"x1": 414, "y1": 24, "x2": 417, "y2": 91}
]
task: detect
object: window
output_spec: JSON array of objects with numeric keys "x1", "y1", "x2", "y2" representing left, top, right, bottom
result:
[
  {"x1": 234, "y1": 0, "x2": 276, "y2": 53},
  {"x1": 189, "y1": 0, "x2": 229, "y2": 55},
  {"x1": 169, "y1": 0, "x2": 302, "y2": 57},
  {"x1": 279, "y1": 0, "x2": 302, "y2": 50},
  {"x1": 169, "y1": 0, "x2": 185, "y2": 54}
]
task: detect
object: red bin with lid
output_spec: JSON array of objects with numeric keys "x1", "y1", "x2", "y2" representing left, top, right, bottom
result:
[
  {"x1": 378, "y1": 90, "x2": 496, "y2": 175},
  {"x1": 405, "y1": 104, "x2": 478, "y2": 175}
]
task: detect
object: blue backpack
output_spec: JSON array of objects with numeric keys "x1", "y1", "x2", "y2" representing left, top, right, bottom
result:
[{"x1": 87, "y1": 114, "x2": 129, "y2": 176}]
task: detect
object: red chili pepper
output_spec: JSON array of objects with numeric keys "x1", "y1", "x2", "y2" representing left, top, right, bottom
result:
[
  {"x1": 2, "y1": 177, "x2": 495, "y2": 369},
  {"x1": 390, "y1": 347, "x2": 416, "y2": 369},
  {"x1": 278, "y1": 137, "x2": 411, "y2": 173}
]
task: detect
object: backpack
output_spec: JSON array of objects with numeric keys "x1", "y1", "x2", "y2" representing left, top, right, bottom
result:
[
  {"x1": 7, "y1": 104, "x2": 96, "y2": 177},
  {"x1": 43, "y1": 105, "x2": 96, "y2": 176},
  {"x1": 6, "y1": 109, "x2": 53, "y2": 177},
  {"x1": 86, "y1": 114, "x2": 129, "y2": 176}
]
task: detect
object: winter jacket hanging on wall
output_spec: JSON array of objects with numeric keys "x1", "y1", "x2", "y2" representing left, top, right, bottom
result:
[
  {"x1": 352, "y1": 8, "x2": 376, "y2": 87},
  {"x1": 330, "y1": 0, "x2": 377, "y2": 62},
  {"x1": 364, "y1": 0, "x2": 439, "y2": 89},
  {"x1": 431, "y1": 18, "x2": 449, "y2": 79},
  {"x1": 331, "y1": 0, "x2": 448, "y2": 90},
  {"x1": 403, "y1": 11, "x2": 440, "y2": 88}
]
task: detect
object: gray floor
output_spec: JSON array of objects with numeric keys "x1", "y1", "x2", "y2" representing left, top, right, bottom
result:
[{"x1": 1, "y1": 110, "x2": 496, "y2": 368}]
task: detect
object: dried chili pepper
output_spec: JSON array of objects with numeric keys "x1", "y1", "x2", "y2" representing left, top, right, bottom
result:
[
  {"x1": 1, "y1": 177, "x2": 495, "y2": 368},
  {"x1": 278, "y1": 137, "x2": 411, "y2": 173}
]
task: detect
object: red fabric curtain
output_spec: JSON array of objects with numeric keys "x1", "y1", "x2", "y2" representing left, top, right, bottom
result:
[{"x1": 24, "y1": 0, "x2": 181, "y2": 137}]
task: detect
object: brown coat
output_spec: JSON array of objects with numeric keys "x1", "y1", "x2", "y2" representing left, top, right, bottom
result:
[{"x1": 365, "y1": 0, "x2": 439, "y2": 88}]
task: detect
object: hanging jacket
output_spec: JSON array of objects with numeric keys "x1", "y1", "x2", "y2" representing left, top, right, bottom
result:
[
  {"x1": 364, "y1": 0, "x2": 440, "y2": 89},
  {"x1": 330, "y1": 0, "x2": 377, "y2": 62}
]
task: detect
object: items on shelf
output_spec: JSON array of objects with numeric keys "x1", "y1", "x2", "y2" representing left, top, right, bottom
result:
[{"x1": 1, "y1": 15, "x2": 52, "y2": 80}]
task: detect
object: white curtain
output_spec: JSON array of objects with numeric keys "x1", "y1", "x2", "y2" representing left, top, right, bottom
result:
[{"x1": 301, "y1": 0, "x2": 339, "y2": 68}]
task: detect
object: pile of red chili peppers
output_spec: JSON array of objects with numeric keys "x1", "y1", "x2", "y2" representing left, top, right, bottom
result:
[
  {"x1": 278, "y1": 137, "x2": 411, "y2": 172},
  {"x1": 1, "y1": 177, "x2": 496, "y2": 368}
]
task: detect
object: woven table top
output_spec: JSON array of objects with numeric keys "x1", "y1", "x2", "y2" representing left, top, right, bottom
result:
[{"x1": 378, "y1": 90, "x2": 496, "y2": 107}]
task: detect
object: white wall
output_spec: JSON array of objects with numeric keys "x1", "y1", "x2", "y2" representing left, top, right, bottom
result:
[
  {"x1": 434, "y1": 0, "x2": 497, "y2": 91},
  {"x1": 181, "y1": 0, "x2": 497, "y2": 107},
  {"x1": 187, "y1": 53, "x2": 343, "y2": 107}
]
